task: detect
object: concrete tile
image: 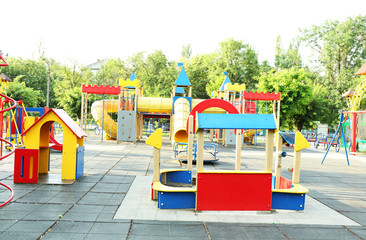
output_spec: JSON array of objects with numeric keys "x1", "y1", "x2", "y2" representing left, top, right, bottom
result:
[
  {"x1": 0, "y1": 220, "x2": 17, "y2": 231},
  {"x1": 60, "y1": 212, "x2": 100, "y2": 221},
  {"x1": 6, "y1": 220, "x2": 54, "y2": 233},
  {"x1": 169, "y1": 223, "x2": 207, "y2": 237},
  {"x1": 42, "y1": 232, "x2": 86, "y2": 240},
  {"x1": 89, "y1": 222, "x2": 130, "y2": 234},
  {"x1": 0, "y1": 231, "x2": 41, "y2": 240},
  {"x1": 51, "y1": 221, "x2": 94, "y2": 233},
  {"x1": 131, "y1": 223, "x2": 169, "y2": 236},
  {"x1": 85, "y1": 233, "x2": 127, "y2": 240}
]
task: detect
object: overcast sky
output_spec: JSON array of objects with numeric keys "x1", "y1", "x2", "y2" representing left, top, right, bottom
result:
[{"x1": 1, "y1": 0, "x2": 365, "y2": 66}]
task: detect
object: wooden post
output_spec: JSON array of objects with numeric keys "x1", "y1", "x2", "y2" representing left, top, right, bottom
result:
[
  {"x1": 265, "y1": 129, "x2": 275, "y2": 172},
  {"x1": 235, "y1": 130, "x2": 242, "y2": 170},
  {"x1": 188, "y1": 86, "x2": 192, "y2": 97},
  {"x1": 196, "y1": 129, "x2": 204, "y2": 172},
  {"x1": 187, "y1": 116, "x2": 194, "y2": 171},
  {"x1": 292, "y1": 150, "x2": 302, "y2": 184},
  {"x1": 275, "y1": 133, "x2": 283, "y2": 189},
  {"x1": 153, "y1": 147, "x2": 160, "y2": 182},
  {"x1": 210, "y1": 129, "x2": 214, "y2": 142},
  {"x1": 80, "y1": 92, "x2": 85, "y2": 129}
]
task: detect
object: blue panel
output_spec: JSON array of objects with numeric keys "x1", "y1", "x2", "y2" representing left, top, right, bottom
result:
[
  {"x1": 198, "y1": 114, "x2": 277, "y2": 130},
  {"x1": 158, "y1": 191, "x2": 195, "y2": 209},
  {"x1": 76, "y1": 146, "x2": 85, "y2": 180},
  {"x1": 279, "y1": 132, "x2": 295, "y2": 144},
  {"x1": 165, "y1": 170, "x2": 192, "y2": 184},
  {"x1": 219, "y1": 74, "x2": 231, "y2": 91},
  {"x1": 271, "y1": 192, "x2": 306, "y2": 210},
  {"x1": 25, "y1": 107, "x2": 45, "y2": 116}
]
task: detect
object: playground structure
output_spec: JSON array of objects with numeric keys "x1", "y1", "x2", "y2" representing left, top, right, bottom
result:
[
  {"x1": 147, "y1": 95, "x2": 311, "y2": 211},
  {"x1": 0, "y1": 53, "x2": 16, "y2": 207},
  {"x1": 15, "y1": 108, "x2": 87, "y2": 183}
]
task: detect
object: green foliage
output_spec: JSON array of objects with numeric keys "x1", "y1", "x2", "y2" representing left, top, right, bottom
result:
[
  {"x1": 57, "y1": 87, "x2": 82, "y2": 119},
  {"x1": 218, "y1": 38, "x2": 260, "y2": 90},
  {"x1": 257, "y1": 68, "x2": 329, "y2": 131},
  {"x1": 96, "y1": 59, "x2": 129, "y2": 86},
  {"x1": 275, "y1": 36, "x2": 303, "y2": 70},
  {"x1": 6, "y1": 76, "x2": 42, "y2": 107}
]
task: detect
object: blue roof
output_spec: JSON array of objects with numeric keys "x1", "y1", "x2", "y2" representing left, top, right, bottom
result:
[
  {"x1": 130, "y1": 71, "x2": 137, "y2": 81},
  {"x1": 218, "y1": 73, "x2": 231, "y2": 92},
  {"x1": 174, "y1": 66, "x2": 192, "y2": 86},
  {"x1": 174, "y1": 87, "x2": 185, "y2": 94}
]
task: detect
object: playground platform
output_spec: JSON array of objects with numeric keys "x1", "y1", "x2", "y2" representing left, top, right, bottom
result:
[{"x1": 1, "y1": 136, "x2": 366, "y2": 239}]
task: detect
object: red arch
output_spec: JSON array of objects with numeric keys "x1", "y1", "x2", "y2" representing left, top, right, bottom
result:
[{"x1": 186, "y1": 99, "x2": 239, "y2": 133}]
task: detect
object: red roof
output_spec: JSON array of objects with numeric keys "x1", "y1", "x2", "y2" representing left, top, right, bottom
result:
[
  {"x1": 243, "y1": 91, "x2": 281, "y2": 101},
  {"x1": 22, "y1": 108, "x2": 87, "y2": 138}
]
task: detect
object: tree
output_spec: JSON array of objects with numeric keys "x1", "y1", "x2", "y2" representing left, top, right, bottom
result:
[
  {"x1": 181, "y1": 44, "x2": 192, "y2": 59},
  {"x1": 275, "y1": 36, "x2": 302, "y2": 70},
  {"x1": 300, "y1": 15, "x2": 366, "y2": 120},
  {"x1": 6, "y1": 76, "x2": 42, "y2": 107},
  {"x1": 96, "y1": 58, "x2": 129, "y2": 86},
  {"x1": 257, "y1": 68, "x2": 329, "y2": 131},
  {"x1": 57, "y1": 87, "x2": 82, "y2": 120},
  {"x1": 218, "y1": 38, "x2": 260, "y2": 90}
]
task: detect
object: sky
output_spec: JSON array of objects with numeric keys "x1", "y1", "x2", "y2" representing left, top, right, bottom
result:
[{"x1": 1, "y1": 0, "x2": 365, "y2": 66}]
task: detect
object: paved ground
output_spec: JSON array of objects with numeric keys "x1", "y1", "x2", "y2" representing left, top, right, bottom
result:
[{"x1": 0, "y1": 135, "x2": 366, "y2": 240}]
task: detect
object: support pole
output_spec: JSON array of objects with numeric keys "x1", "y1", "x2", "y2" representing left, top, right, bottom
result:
[
  {"x1": 292, "y1": 150, "x2": 302, "y2": 184},
  {"x1": 265, "y1": 129, "x2": 275, "y2": 172},
  {"x1": 235, "y1": 130, "x2": 242, "y2": 170},
  {"x1": 196, "y1": 129, "x2": 204, "y2": 172},
  {"x1": 153, "y1": 147, "x2": 160, "y2": 182},
  {"x1": 351, "y1": 112, "x2": 357, "y2": 155},
  {"x1": 275, "y1": 133, "x2": 283, "y2": 189},
  {"x1": 187, "y1": 116, "x2": 194, "y2": 171}
]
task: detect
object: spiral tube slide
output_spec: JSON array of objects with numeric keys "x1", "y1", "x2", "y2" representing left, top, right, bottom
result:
[
  {"x1": 0, "y1": 93, "x2": 17, "y2": 207},
  {"x1": 91, "y1": 100, "x2": 119, "y2": 139}
]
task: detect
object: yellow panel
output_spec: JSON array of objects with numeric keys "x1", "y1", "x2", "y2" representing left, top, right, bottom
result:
[
  {"x1": 225, "y1": 83, "x2": 245, "y2": 92},
  {"x1": 119, "y1": 78, "x2": 140, "y2": 88},
  {"x1": 146, "y1": 128, "x2": 163, "y2": 149},
  {"x1": 62, "y1": 129, "x2": 77, "y2": 180},
  {"x1": 294, "y1": 131, "x2": 310, "y2": 152}
]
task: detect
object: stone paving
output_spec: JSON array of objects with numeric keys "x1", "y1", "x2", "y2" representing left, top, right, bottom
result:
[{"x1": 0, "y1": 135, "x2": 366, "y2": 239}]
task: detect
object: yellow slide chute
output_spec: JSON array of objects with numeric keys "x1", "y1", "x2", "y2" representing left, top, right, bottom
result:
[{"x1": 91, "y1": 100, "x2": 119, "y2": 139}]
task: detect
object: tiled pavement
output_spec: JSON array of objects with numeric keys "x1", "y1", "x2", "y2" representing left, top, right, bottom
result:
[{"x1": 0, "y1": 136, "x2": 366, "y2": 239}]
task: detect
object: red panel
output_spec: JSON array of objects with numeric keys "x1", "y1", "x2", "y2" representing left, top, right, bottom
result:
[
  {"x1": 196, "y1": 172, "x2": 272, "y2": 211},
  {"x1": 82, "y1": 85, "x2": 121, "y2": 95},
  {"x1": 14, "y1": 149, "x2": 39, "y2": 183},
  {"x1": 0, "y1": 54, "x2": 9, "y2": 66},
  {"x1": 279, "y1": 177, "x2": 292, "y2": 189},
  {"x1": 243, "y1": 91, "x2": 281, "y2": 101}
]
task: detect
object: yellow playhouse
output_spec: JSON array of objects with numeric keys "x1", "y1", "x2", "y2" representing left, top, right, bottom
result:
[{"x1": 15, "y1": 109, "x2": 87, "y2": 183}]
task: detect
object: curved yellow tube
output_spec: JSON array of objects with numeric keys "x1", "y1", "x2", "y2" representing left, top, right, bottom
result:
[
  {"x1": 173, "y1": 98, "x2": 190, "y2": 143},
  {"x1": 91, "y1": 100, "x2": 119, "y2": 139}
]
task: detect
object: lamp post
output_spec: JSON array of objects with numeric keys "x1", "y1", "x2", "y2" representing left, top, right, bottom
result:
[{"x1": 42, "y1": 58, "x2": 50, "y2": 108}]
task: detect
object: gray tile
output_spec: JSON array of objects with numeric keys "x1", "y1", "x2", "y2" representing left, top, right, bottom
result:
[
  {"x1": 0, "y1": 231, "x2": 41, "y2": 240},
  {"x1": 69, "y1": 204, "x2": 104, "y2": 213},
  {"x1": 243, "y1": 226, "x2": 286, "y2": 239},
  {"x1": 85, "y1": 233, "x2": 127, "y2": 240},
  {"x1": 6, "y1": 220, "x2": 54, "y2": 233},
  {"x1": 89, "y1": 222, "x2": 130, "y2": 234},
  {"x1": 51, "y1": 221, "x2": 94, "y2": 233},
  {"x1": 169, "y1": 224, "x2": 207, "y2": 237},
  {"x1": 0, "y1": 220, "x2": 17, "y2": 231},
  {"x1": 131, "y1": 223, "x2": 169, "y2": 236},
  {"x1": 278, "y1": 226, "x2": 359, "y2": 240},
  {"x1": 206, "y1": 223, "x2": 247, "y2": 238},
  {"x1": 128, "y1": 235, "x2": 169, "y2": 240},
  {"x1": 59, "y1": 212, "x2": 100, "y2": 221},
  {"x1": 0, "y1": 210, "x2": 30, "y2": 220},
  {"x1": 42, "y1": 232, "x2": 86, "y2": 240},
  {"x1": 22, "y1": 211, "x2": 62, "y2": 221}
]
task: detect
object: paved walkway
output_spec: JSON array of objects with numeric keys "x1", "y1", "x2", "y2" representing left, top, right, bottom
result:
[{"x1": 0, "y1": 136, "x2": 366, "y2": 239}]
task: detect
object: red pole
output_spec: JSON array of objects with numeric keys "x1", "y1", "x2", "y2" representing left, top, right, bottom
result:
[{"x1": 351, "y1": 112, "x2": 357, "y2": 155}]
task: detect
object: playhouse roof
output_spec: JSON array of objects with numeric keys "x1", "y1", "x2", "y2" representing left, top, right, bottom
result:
[
  {"x1": 218, "y1": 73, "x2": 231, "y2": 92},
  {"x1": 22, "y1": 108, "x2": 87, "y2": 138},
  {"x1": 0, "y1": 73, "x2": 13, "y2": 82},
  {"x1": 174, "y1": 66, "x2": 192, "y2": 86},
  {"x1": 174, "y1": 87, "x2": 185, "y2": 94},
  {"x1": 355, "y1": 62, "x2": 366, "y2": 75},
  {"x1": 130, "y1": 71, "x2": 137, "y2": 81}
]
